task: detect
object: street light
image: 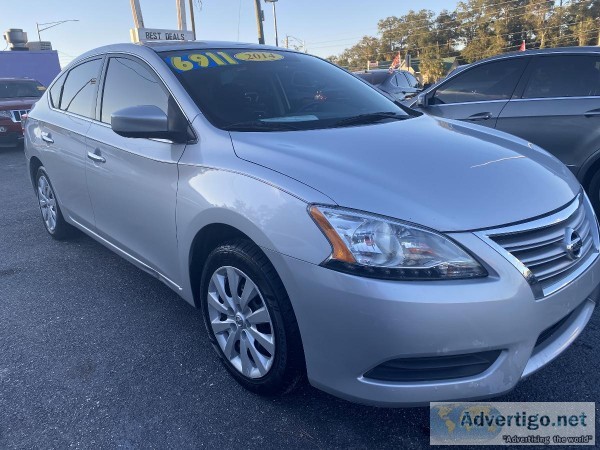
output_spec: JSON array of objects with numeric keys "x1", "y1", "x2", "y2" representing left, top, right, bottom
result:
[
  {"x1": 36, "y1": 19, "x2": 79, "y2": 42},
  {"x1": 264, "y1": 0, "x2": 279, "y2": 47},
  {"x1": 285, "y1": 35, "x2": 306, "y2": 53}
]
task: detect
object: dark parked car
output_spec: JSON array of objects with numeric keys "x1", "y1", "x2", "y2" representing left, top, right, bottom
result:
[
  {"x1": 410, "y1": 47, "x2": 600, "y2": 210},
  {"x1": 354, "y1": 69, "x2": 422, "y2": 101},
  {"x1": 0, "y1": 78, "x2": 45, "y2": 147}
]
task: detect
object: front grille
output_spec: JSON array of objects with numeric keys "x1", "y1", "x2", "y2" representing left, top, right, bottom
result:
[
  {"x1": 486, "y1": 194, "x2": 599, "y2": 297},
  {"x1": 10, "y1": 109, "x2": 29, "y2": 122}
]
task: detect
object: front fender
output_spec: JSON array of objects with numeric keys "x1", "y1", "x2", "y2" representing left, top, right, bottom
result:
[{"x1": 176, "y1": 164, "x2": 332, "y2": 305}]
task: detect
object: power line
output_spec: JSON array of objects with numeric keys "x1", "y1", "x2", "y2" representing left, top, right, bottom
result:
[
  {"x1": 362, "y1": 20, "x2": 599, "y2": 60},
  {"x1": 307, "y1": 0, "x2": 546, "y2": 46},
  {"x1": 309, "y1": 0, "x2": 591, "y2": 50}
]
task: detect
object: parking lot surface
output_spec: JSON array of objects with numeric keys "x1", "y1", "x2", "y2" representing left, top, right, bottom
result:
[{"x1": 1, "y1": 145, "x2": 599, "y2": 449}]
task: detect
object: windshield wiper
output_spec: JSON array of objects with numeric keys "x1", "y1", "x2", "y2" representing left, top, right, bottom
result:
[
  {"x1": 333, "y1": 112, "x2": 409, "y2": 127},
  {"x1": 223, "y1": 120, "x2": 301, "y2": 132}
]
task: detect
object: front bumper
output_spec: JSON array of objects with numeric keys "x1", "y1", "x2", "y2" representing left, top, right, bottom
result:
[
  {"x1": 264, "y1": 231, "x2": 599, "y2": 407},
  {"x1": 0, "y1": 121, "x2": 24, "y2": 147}
]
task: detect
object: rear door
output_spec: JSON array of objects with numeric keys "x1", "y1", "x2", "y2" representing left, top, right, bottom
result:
[
  {"x1": 422, "y1": 57, "x2": 530, "y2": 128},
  {"x1": 496, "y1": 54, "x2": 600, "y2": 174},
  {"x1": 38, "y1": 57, "x2": 104, "y2": 228},
  {"x1": 85, "y1": 55, "x2": 187, "y2": 287}
]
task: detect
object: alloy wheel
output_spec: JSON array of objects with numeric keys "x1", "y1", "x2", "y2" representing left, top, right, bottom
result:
[
  {"x1": 37, "y1": 175, "x2": 57, "y2": 232},
  {"x1": 207, "y1": 266, "x2": 275, "y2": 378}
]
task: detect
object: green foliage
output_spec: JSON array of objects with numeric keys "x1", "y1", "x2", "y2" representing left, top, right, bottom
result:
[{"x1": 330, "y1": 0, "x2": 600, "y2": 79}]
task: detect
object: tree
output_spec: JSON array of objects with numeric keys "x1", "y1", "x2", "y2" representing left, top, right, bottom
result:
[
  {"x1": 419, "y1": 49, "x2": 446, "y2": 83},
  {"x1": 328, "y1": 0, "x2": 600, "y2": 70}
]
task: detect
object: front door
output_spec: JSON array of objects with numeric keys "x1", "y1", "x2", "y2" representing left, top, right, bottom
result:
[
  {"x1": 421, "y1": 57, "x2": 530, "y2": 129},
  {"x1": 85, "y1": 56, "x2": 187, "y2": 286}
]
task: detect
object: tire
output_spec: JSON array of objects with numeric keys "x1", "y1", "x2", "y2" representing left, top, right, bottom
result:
[
  {"x1": 199, "y1": 239, "x2": 305, "y2": 396},
  {"x1": 35, "y1": 167, "x2": 73, "y2": 240},
  {"x1": 587, "y1": 170, "x2": 600, "y2": 215}
]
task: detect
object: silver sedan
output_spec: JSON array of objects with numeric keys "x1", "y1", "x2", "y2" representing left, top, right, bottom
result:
[{"x1": 24, "y1": 42, "x2": 599, "y2": 406}]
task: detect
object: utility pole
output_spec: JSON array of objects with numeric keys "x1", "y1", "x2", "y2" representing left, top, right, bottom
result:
[
  {"x1": 176, "y1": 0, "x2": 187, "y2": 31},
  {"x1": 188, "y1": 0, "x2": 197, "y2": 40},
  {"x1": 253, "y1": 0, "x2": 265, "y2": 44}
]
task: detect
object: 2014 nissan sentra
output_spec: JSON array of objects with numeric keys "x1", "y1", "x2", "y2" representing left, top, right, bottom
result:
[{"x1": 24, "y1": 42, "x2": 599, "y2": 406}]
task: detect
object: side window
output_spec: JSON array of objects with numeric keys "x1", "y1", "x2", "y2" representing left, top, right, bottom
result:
[
  {"x1": 405, "y1": 72, "x2": 420, "y2": 88},
  {"x1": 48, "y1": 72, "x2": 67, "y2": 108},
  {"x1": 523, "y1": 55, "x2": 600, "y2": 99},
  {"x1": 101, "y1": 57, "x2": 169, "y2": 124},
  {"x1": 395, "y1": 74, "x2": 410, "y2": 88},
  {"x1": 59, "y1": 59, "x2": 103, "y2": 118},
  {"x1": 433, "y1": 58, "x2": 527, "y2": 104}
]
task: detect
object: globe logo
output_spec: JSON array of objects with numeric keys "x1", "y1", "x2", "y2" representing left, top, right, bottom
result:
[{"x1": 430, "y1": 403, "x2": 504, "y2": 443}]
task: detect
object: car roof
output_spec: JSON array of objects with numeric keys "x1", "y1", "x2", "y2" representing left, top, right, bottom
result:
[
  {"x1": 474, "y1": 46, "x2": 600, "y2": 64},
  {"x1": 65, "y1": 41, "x2": 304, "y2": 70},
  {"x1": 142, "y1": 40, "x2": 285, "y2": 53},
  {"x1": 353, "y1": 69, "x2": 408, "y2": 74}
]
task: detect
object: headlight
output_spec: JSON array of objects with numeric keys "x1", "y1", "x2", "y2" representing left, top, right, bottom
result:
[
  {"x1": 309, "y1": 205, "x2": 487, "y2": 280},
  {"x1": 0, "y1": 110, "x2": 12, "y2": 119}
]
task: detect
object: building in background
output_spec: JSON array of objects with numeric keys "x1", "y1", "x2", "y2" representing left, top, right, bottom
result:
[{"x1": 1, "y1": 29, "x2": 61, "y2": 86}]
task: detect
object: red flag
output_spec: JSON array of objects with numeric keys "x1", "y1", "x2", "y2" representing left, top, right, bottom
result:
[
  {"x1": 519, "y1": 40, "x2": 526, "y2": 51},
  {"x1": 389, "y1": 52, "x2": 400, "y2": 73}
]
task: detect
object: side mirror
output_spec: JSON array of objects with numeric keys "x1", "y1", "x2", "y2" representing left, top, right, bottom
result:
[
  {"x1": 111, "y1": 105, "x2": 187, "y2": 142},
  {"x1": 416, "y1": 91, "x2": 435, "y2": 108}
]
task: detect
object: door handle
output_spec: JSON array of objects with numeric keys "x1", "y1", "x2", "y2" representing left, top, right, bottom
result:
[
  {"x1": 467, "y1": 112, "x2": 493, "y2": 121},
  {"x1": 584, "y1": 109, "x2": 600, "y2": 117},
  {"x1": 41, "y1": 131, "x2": 54, "y2": 144},
  {"x1": 87, "y1": 151, "x2": 106, "y2": 163}
]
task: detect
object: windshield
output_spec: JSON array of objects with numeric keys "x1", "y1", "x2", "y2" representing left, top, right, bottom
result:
[
  {"x1": 0, "y1": 80, "x2": 45, "y2": 99},
  {"x1": 162, "y1": 49, "x2": 408, "y2": 131}
]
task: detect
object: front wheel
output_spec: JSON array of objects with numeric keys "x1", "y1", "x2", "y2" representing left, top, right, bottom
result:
[{"x1": 199, "y1": 239, "x2": 304, "y2": 396}]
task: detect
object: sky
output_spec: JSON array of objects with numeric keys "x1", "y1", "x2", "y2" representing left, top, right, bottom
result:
[{"x1": 1, "y1": 0, "x2": 452, "y2": 67}]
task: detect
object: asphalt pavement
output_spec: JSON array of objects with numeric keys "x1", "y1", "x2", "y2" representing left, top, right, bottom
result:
[{"x1": 0, "y1": 145, "x2": 598, "y2": 449}]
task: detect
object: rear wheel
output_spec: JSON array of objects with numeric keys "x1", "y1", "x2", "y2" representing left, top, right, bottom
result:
[
  {"x1": 199, "y1": 239, "x2": 304, "y2": 395},
  {"x1": 35, "y1": 167, "x2": 73, "y2": 240}
]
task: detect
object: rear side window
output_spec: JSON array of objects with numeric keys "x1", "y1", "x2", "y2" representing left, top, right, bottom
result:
[
  {"x1": 100, "y1": 57, "x2": 169, "y2": 124},
  {"x1": 523, "y1": 55, "x2": 600, "y2": 99},
  {"x1": 49, "y1": 72, "x2": 66, "y2": 108},
  {"x1": 433, "y1": 58, "x2": 528, "y2": 104},
  {"x1": 59, "y1": 59, "x2": 103, "y2": 118},
  {"x1": 393, "y1": 74, "x2": 409, "y2": 88},
  {"x1": 404, "y1": 72, "x2": 420, "y2": 88}
]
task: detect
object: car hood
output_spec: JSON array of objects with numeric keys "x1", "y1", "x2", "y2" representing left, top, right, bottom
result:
[
  {"x1": 230, "y1": 115, "x2": 580, "y2": 231},
  {"x1": 0, "y1": 98, "x2": 38, "y2": 109}
]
